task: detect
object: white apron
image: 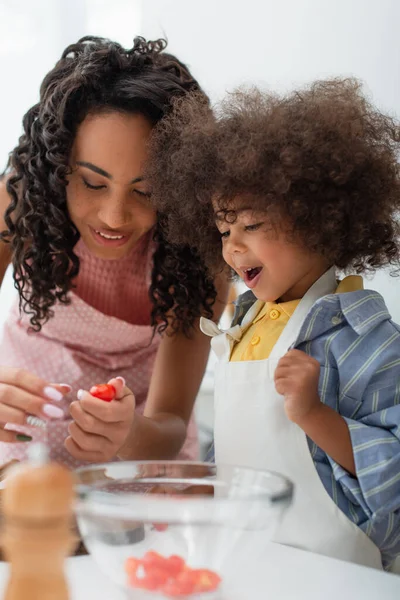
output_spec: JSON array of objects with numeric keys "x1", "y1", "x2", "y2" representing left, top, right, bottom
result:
[{"x1": 201, "y1": 268, "x2": 383, "y2": 570}]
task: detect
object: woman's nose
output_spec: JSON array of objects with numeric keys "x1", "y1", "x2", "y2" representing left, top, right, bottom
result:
[{"x1": 97, "y1": 193, "x2": 131, "y2": 230}]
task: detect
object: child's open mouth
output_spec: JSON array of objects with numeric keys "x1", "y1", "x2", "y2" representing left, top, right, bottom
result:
[{"x1": 242, "y1": 266, "x2": 263, "y2": 288}]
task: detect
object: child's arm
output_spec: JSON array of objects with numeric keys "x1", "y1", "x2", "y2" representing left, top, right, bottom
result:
[
  {"x1": 276, "y1": 344, "x2": 400, "y2": 519},
  {"x1": 275, "y1": 349, "x2": 356, "y2": 474},
  {"x1": 294, "y1": 404, "x2": 356, "y2": 474}
]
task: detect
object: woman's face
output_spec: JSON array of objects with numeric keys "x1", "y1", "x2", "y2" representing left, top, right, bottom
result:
[{"x1": 67, "y1": 111, "x2": 156, "y2": 260}]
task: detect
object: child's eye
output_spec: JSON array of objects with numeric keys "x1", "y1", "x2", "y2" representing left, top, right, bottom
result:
[
  {"x1": 220, "y1": 230, "x2": 230, "y2": 239},
  {"x1": 245, "y1": 222, "x2": 264, "y2": 232},
  {"x1": 82, "y1": 177, "x2": 106, "y2": 191}
]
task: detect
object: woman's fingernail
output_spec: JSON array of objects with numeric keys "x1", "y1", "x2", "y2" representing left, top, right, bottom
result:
[
  {"x1": 77, "y1": 389, "x2": 84, "y2": 401},
  {"x1": 58, "y1": 383, "x2": 72, "y2": 392},
  {"x1": 43, "y1": 404, "x2": 64, "y2": 419},
  {"x1": 115, "y1": 376, "x2": 126, "y2": 387},
  {"x1": 16, "y1": 434, "x2": 33, "y2": 442},
  {"x1": 26, "y1": 416, "x2": 47, "y2": 429},
  {"x1": 43, "y1": 386, "x2": 63, "y2": 402}
]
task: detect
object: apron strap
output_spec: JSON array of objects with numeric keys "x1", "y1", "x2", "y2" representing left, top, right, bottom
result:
[
  {"x1": 269, "y1": 267, "x2": 337, "y2": 360},
  {"x1": 200, "y1": 300, "x2": 265, "y2": 361}
]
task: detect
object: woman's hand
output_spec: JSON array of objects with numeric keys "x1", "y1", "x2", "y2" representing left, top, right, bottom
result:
[
  {"x1": 65, "y1": 376, "x2": 136, "y2": 462},
  {"x1": 0, "y1": 367, "x2": 67, "y2": 442}
]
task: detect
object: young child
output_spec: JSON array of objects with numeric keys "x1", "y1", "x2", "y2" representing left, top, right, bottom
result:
[
  {"x1": 0, "y1": 36, "x2": 227, "y2": 469},
  {"x1": 147, "y1": 79, "x2": 400, "y2": 571}
]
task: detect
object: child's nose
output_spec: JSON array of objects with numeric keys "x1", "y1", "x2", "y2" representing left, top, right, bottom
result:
[{"x1": 226, "y1": 233, "x2": 247, "y2": 254}]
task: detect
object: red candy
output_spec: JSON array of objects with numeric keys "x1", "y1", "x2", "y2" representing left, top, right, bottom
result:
[
  {"x1": 89, "y1": 383, "x2": 116, "y2": 402},
  {"x1": 124, "y1": 557, "x2": 140, "y2": 575},
  {"x1": 142, "y1": 551, "x2": 166, "y2": 570},
  {"x1": 130, "y1": 572, "x2": 160, "y2": 591},
  {"x1": 130, "y1": 567, "x2": 169, "y2": 590},
  {"x1": 166, "y1": 555, "x2": 186, "y2": 577},
  {"x1": 162, "y1": 575, "x2": 195, "y2": 597},
  {"x1": 125, "y1": 551, "x2": 221, "y2": 597},
  {"x1": 152, "y1": 523, "x2": 169, "y2": 532},
  {"x1": 192, "y1": 569, "x2": 222, "y2": 593}
]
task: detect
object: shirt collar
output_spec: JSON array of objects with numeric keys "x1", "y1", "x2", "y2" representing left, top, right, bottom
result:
[
  {"x1": 232, "y1": 275, "x2": 391, "y2": 341},
  {"x1": 253, "y1": 299, "x2": 300, "y2": 324},
  {"x1": 337, "y1": 289, "x2": 391, "y2": 336},
  {"x1": 294, "y1": 288, "x2": 391, "y2": 345}
]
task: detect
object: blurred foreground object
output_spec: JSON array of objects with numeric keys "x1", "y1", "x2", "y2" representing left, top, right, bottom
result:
[{"x1": 2, "y1": 444, "x2": 76, "y2": 600}]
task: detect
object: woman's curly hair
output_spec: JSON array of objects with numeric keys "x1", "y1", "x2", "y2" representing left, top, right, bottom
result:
[
  {"x1": 147, "y1": 78, "x2": 400, "y2": 275},
  {"x1": 1, "y1": 36, "x2": 216, "y2": 335}
]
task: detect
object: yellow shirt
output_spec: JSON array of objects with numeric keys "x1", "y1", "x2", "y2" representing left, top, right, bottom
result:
[{"x1": 230, "y1": 276, "x2": 363, "y2": 362}]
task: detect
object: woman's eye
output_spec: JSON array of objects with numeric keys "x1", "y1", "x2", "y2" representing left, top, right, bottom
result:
[
  {"x1": 134, "y1": 189, "x2": 151, "y2": 198},
  {"x1": 82, "y1": 177, "x2": 106, "y2": 191},
  {"x1": 245, "y1": 222, "x2": 264, "y2": 232},
  {"x1": 220, "y1": 230, "x2": 230, "y2": 239},
  {"x1": 133, "y1": 189, "x2": 152, "y2": 202}
]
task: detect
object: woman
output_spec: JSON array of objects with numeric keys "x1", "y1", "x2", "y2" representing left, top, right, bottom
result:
[{"x1": 0, "y1": 35, "x2": 227, "y2": 468}]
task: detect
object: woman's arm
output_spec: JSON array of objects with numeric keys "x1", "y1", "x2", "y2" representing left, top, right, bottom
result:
[
  {"x1": 65, "y1": 274, "x2": 229, "y2": 463},
  {"x1": 118, "y1": 274, "x2": 229, "y2": 460}
]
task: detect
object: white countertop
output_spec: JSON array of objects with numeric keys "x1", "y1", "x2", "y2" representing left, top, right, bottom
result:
[{"x1": 0, "y1": 541, "x2": 398, "y2": 599}]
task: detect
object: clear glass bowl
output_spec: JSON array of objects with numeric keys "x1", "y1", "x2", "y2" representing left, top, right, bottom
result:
[{"x1": 75, "y1": 461, "x2": 293, "y2": 598}]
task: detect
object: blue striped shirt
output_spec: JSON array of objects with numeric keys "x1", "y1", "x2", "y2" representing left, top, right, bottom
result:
[{"x1": 211, "y1": 287, "x2": 400, "y2": 569}]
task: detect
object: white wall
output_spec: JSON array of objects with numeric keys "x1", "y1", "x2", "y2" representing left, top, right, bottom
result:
[
  {"x1": 141, "y1": 0, "x2": 400, "y2": 320},
  {"x1": 140, "y1": 0, "x2": 400, "y2": 108},
  {"x1": 0, "y1": 0, "x2": 83, "y2": 170},
  {"x1": 0, "y1": 0, "x2": 141, "y2": 171}
]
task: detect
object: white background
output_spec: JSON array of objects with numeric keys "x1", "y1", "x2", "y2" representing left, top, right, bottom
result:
[{"x1": 0, "y1": 0, "x2": 399, "y2": 322}]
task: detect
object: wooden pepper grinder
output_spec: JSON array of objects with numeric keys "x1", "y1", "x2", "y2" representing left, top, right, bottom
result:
[{"x1": 2, "y1": 443, "x2": 76, "y2": 600}]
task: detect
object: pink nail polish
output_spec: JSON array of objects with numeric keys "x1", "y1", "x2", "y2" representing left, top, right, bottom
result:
[
  {"x1": 115, "y1": 376, "x2": 126, "y2": 387},
  {"x1": 43, "y1": 386, "x2": 63, "y2": 402},
  {"x1": 77, "y1": 389, "x2": 84, "y2": 401},
  {"x1": 43, "y1": 404, "x2": 64, "y2": 419}
]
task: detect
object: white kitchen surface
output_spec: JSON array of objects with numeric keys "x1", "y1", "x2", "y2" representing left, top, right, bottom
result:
[{"x1": 0, "y1": 540, "x2": 398, "y2": 599}]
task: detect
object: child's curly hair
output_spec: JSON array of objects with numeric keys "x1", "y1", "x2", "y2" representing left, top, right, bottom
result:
[
  {"x1": 147, "y1": 78, "x2": 400, "y2": 275},
  {"x1": 1, "y1": 36, "x2": 216, "y2": 335}
]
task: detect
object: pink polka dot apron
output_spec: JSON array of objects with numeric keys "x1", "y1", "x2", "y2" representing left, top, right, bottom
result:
[{"x1": 0, "y1": 233, "x2": 198, "y2": 468}]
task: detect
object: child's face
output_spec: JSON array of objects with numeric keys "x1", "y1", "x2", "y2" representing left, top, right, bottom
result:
[
  {"x1": 215, "y1": 206, "x2": 330, "y2": 302},
  {"x1": 66, "y1": 111, "x2": 156, "y2": 260}
]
